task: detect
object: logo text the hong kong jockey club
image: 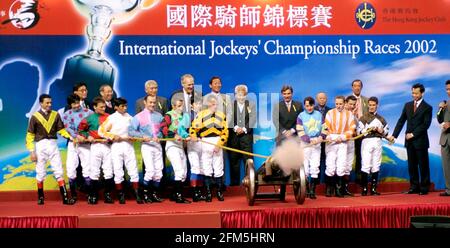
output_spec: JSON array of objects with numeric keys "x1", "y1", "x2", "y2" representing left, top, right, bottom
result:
[
  {"x1": 2, "y1": 0, "x2": 40, "y2": 29},
  {"x1": 167, "y1": 4, "x2": 332, "y2": 29}
]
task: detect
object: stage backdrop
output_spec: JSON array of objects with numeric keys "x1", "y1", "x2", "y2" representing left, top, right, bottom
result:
[{"x1": 0, "y1": 0, "x2": 449, "y2": 190}]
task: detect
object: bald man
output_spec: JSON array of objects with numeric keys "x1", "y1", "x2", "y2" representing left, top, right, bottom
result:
[
  {"x1": 135, "y1": 80, "x2": 168, "y2": 115},
  {"x1": 314, "y1": 92, "x2": 331, "y2": 184}
]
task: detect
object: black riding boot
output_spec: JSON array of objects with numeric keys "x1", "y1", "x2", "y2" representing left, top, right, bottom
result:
[
  {"x1": 215, "y1": 177, "x2": 224, "y2": 201},
  {"x1": 174, "y1": 181, "x2": 191, "y2": 204},
  {"x1": 309, "y1": 178, "x2": 318, "y2": 199},
  {"x1": 370, "y1": 172, "x2": 381, "y2": 195},
  {"x1": 361, "y1": 172, "x2": 369, "y2": 196},
  {"x1": 342, "y1": 175, "x2": 354, "y2": 197},
  {"x1": 335, "y1": 176, "x2": 344, "y2": 198},
  {"x1": 325, "y1": 175, "x2": 334, "y2": 197},
  {"x1": 69, "y1": 179, "x2": 78, "y2": 203},
  {"x1": 103, "y1": 178, "x2": 114, "y2": 204},
  {"x1": 59, "y1": 184, "x2": 75, "y2": 205},
  {"x1": 132, "y1": 182, "x2": 144, "y2": 204},
  {"x1": 150, "y1": 183, "x2": 163, "y2": 202},
  {"x1": 88, "y1": 180, "x2": 99, "y2": 204},
  {"x1": 37, "y1": 188, "x2": 44, "y2": 205},
  {"x1": 116, "y1": 183, "x2": 126, "y2": 204},
  {"x1": 205, "y1": 176, "x2": 213, "y2": 202}
]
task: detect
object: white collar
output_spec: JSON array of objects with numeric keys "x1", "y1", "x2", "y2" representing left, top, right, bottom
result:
[
  {"x1": 415, "y1": 98, "x2": 423, "y2": 105},
  {"x1": 183, "y1": 89, "x2": 192, "y2": 96}
]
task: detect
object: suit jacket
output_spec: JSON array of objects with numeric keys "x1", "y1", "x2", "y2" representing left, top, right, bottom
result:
[
  {"x1": 438, "y1": 103, "x2": 450, "y2": 146},
  {"x1": 135, "y1": 95, "x2": 168, "y2": 115},
  {"x1": 354, "y1": 94, "x2": 369, "y2": 118},
  {"x1": 272, "y1": 100, "x2": 303, "y2": 135},
  {"x1": 104, "y1": 100, "x2": 115, "y2": 114},
  {"x1": 314, "y1": 105, "x2": 332, "y2": 120},
  {"x1": 64, "y1": 99, "x2": 92, "y2": 112},
  {"x1": 392, "y1": 100, "x2": 433, "y2": 149},
  {"x1": 228, "y1": 100, "x2": 256, "y2": 147},
  {"x1": 170, "y1": 89, "x2": 202, "y2": 113}
]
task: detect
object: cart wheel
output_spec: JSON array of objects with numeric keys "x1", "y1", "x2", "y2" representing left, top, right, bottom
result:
[
  {"x1": 242, "y1": 159, "x2": 256, "y2": 206},
  {"x1": 279, "y1": 184, "x2": 286, "y2": 201},
  {"x1": 292, "y1": 163, "x2": 307, "y2": 204}
]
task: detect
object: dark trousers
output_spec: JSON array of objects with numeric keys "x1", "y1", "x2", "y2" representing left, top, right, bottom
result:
[
  {"x1": 354, "y1": 139, "x2": 362, "y2": 183},
  {"x1": 228, "y1": 136, "x2": 252, "y2": 186},
  {"x1": 406, "y1": 146, "x2": 430, "y2": 192},
  {"x1": 442, "y1": 143, "x2": 450, "y2": 193},
  {"x1": 319, "y1": 143, "x2": 326, "y2": 183}
]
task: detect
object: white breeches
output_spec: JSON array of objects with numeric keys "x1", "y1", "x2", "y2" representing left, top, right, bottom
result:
[
  {"x1": 302, "y1": 142, "x2": 321, "y2": 178},
  {"x1": 361, "y1": 138, "x2": 382, "y2": 174},
  {"x1": 166, "y1": 140, "x2": 187, "y2": 182},
  {"x1": 345, "y1": 140, "x2": 355, "y2": 176},
  {"x1": 66, "y1": 141, "x2": 90, "y2": 179},
  {"x1": 187, "y1": 140, "x2": 203, "y2": 175},
  {"x1": 142, "y1": 142, "x2": 163, "y2": 182},
  {"x1": 35, "y1": 139, "x2": 64, "y2": 182},
  {"x1": 325, "y1": 142, "x2": 348, "y2": 177},
  {"x1": 201, "y1": 137, "x2": 224, "y2": 178},
  {"x1": 112, "y1": 141, "x2": 138, "y2": 184},
  {"x1": 89, "y1": 142, "x2": 113, "y2": 180}
]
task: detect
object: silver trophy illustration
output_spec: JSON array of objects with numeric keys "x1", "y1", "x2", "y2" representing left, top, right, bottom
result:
[{"x1": 50, "y1": 0, "x2": 144, "y2": 106}]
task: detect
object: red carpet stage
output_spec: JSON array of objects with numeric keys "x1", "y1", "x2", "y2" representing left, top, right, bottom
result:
[{"x1": 1, "y1": 183, "x2": 449, "y2": 228}]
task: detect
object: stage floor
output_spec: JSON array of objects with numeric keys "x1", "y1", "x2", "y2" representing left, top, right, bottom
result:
[{"x1": 1, "y1": 185, "x2": 450, "y2": 228}]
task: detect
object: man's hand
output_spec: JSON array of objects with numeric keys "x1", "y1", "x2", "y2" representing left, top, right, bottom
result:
[
  {"x1": 406, "y1": 133, "x2": 414, "y2": 140},
  {"x1": 175, "y1": 134, "x2": 182, "y2": 142},
  {"x1": 386, "y1": 135, "x2": 395, "y2": 143},
  {"x1": 283, "y1": 130, "x2": 293, "y2": 137},
  {"x1": 439, "y1": 101, "x2": 447, "y2": 109},
  {"x1": 442, "y1": 122, "x2": 450, "y2": 130},
  {"x1": 112, "y1": 135, "x2": 121, "y2": 142},
  {"x1": 236, "y1": 127, "x2": 243, "y2": 135},
  {"x1": 87, "y1": 136, "x2": 94, "y2": 142},
  {"x1": 317, "y1": 136, "x2": 323, "y2": 144},
  {"x1": 142, "y1": 136, "x2": 151, "y2": 142},
  {"x1": 213, "y1": 146, "x2": 220, "y2": 153},
  {"x1": 191, "y1": 136, "x2": 198, "y2": 142},
  {"x1": 76, "y1": 135, "x2": 85, "y2": 143},
  {"x1": 30, "y1": 151, "x2": 37, "y2": 162},
  {"x1": 377, "y1": 127, "x2": 384, "y2": 134}
]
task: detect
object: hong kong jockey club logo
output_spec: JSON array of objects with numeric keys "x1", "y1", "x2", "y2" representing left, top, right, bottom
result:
[
  {"x1": 355, "y1": 2, "x2": 376, "y2": 29},
  {"x1": 1, "y1": 0, "x2": 40, "y2": 29}
]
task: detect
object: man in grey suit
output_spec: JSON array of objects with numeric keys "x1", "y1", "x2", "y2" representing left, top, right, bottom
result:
[
  {"x1": 437, "y1": 80, "x2": 450, "y2": 196},
  {"x1": 170, "y1": 74, "x2": 203, "y2": 113},
  {"x1": 352, "y1": 79, "x2": 369, "y2": 185},
  {"x1": 135, "y1": 80, "x2": 168, "y2": 115}
]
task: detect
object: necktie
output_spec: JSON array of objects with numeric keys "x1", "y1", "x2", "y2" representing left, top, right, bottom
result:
[
  {"x1": 287, "y1": 102, "x2": 291, "y2": 112},
  {"x1": 413, "y1": 101, "x2": 417, "y2": 113}
]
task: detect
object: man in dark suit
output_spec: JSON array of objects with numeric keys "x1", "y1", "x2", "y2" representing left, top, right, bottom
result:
[
  {"x1": 437, "y1": 80, "x2": 450, "y2": 196},
  {"x1": 272, "y1": 85, "x2": 303, "y2": 145},
  {"x1": 99, "y1": 84, "x2": 115, "y2": 114},
  {"x1": 135, "y1": 80, "x2": 168, "y2": 115},
  {"x1": 388, "y1": 83, "x2": 433, "y2": 195},
  {"x1": 170, "y1": 74, "x2": 202, "y2": 113},
  {"x1": 64, "y1": 82, "x2": 91, "y2": 111},
  {"x1": 228, "y1": 85, "x2": 256, "y2": 186}
]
